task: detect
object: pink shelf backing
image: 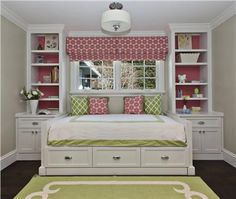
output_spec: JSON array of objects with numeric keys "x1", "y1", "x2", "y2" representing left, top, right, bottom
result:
[
  {"x1": 37, "y1": 86, "x2": 59, "y2": 98},
  {"x1": 176, "y1": 85, "x2": 204, "y2": 97},
  {"x1": 37, "y1": 67, "x2": 59, "y2": 83},
  {"x1": 176, "y1": 100, "x2": 200, "y2": 109},
  {"x1": 33, "y1": 53, "x2": 59, "y2": 63},
  {"x1": 175, "y1": 66, "x2": 200, "y2": 82},
  {"x1": 39, "y1": 101, "x2": 59, "y2": 109}
]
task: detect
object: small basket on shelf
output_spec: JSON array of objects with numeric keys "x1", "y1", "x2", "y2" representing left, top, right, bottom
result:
[{"x1": 178, "y1": 53, "x2": 200, "y2": 63}]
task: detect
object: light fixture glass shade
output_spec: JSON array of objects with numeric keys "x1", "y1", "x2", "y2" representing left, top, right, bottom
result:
[{"x1": 101, "y1": 9, "x2": 131, "y2": 33}]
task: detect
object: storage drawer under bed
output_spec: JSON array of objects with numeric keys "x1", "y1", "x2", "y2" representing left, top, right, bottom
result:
[
  {"x1": 93, "y1": 147, "x2": 140, "y2": 167},
  {"x1": 46, "y1": 148, "x2": 92, "y2": 167}
]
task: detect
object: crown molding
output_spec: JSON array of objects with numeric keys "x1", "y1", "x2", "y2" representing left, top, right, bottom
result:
[
  {"x1": 28, "y1": 24, "x2": 65, "y2": 33},
  {"x1": 210, "y1": 2, "x2": 236, "y2": 30},
  {"x1": 168, "y1": 23, "x2": 211, "y2": 32},
  {"x1": 1, "y1": 3, "x2": 28, "y2": 31},
  {"x1": 68, "y1": 30, "x2": 166, "y2": 37}
]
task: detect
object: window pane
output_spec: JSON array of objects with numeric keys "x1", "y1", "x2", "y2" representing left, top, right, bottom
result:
[
  {"x1": 133, "y1": 60, "x2": 143, "y2": 65},
  {"x1": 77, "y1": 61, "x2": 114, "y2": 90},
  {"x1": 133, "y1": 78, "x2": 144, "y2": 89},
  {"x1": 103, "y1": 79, "x2": 114, "y2": 89},
  {"x1": 133, "y1": 67, "x2": 144, "y2": 78},
  {"x1": 121, "y1": 78, "x2": 132, "y2": 89},
  {"x1": 145, "y1": 60, "x2": 155, "y2": 65},
  {"x1": 145, "y1": 67, "x2": 156, "y2": 77},
  {"x1": 145, "y1": 79, "x2": 156, "y2": 89},
  {"x1": 103, "y1": 68, "x2": 113, "y2": 78}
]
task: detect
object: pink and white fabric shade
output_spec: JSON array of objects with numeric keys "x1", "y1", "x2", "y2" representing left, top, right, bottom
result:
[{"x1": 66, "y1": 36, "x2": 168, "y2": 61}]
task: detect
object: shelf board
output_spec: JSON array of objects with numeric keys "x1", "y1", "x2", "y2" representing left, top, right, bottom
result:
[
  {"x1": 31, "y1": 83, "x2": 59, "y2": 86},
  {"x1": 175, "y1": 62, "x2": 207, "y2": 66},
  {"x1": 175, "y1": 49, "x2": 207, "y2": 52},
  {"x1": 39, "y1": 98, "x2": 59, "y2": 101},
  {"x1": 176, "y1": 97, "x2": 208, "y2": 101},
  {"x1": 31, "y1": 63, "x2": 59, "y2": 66},
  {"x1": 31, "y1": 50, "x2": 59, "y2": 53},
  {"x1": 176, "y1": 83, "x2": 208, "y2": 86}
]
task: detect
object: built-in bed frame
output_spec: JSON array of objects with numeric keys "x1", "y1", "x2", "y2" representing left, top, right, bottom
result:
[{"x1": 39, "y1": 113, "x2": 195, "y2": 176}]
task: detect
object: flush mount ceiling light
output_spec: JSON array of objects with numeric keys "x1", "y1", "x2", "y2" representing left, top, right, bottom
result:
[{"x1": 101, "y1": 2, "x2": 131, "y2": 34}]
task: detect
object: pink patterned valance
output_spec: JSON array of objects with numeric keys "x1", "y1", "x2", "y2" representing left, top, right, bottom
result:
[{"x1": 66, "y1": 36, "x2": 168, "y2": 61}]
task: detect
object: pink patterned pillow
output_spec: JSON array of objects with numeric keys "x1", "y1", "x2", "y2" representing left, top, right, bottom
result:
[
  {"x1": 124, "y1": 96, "x2": 144, "y2": 114},
  {"x1": 89, "y1": 97, "x2": 109, "y2": 115}
]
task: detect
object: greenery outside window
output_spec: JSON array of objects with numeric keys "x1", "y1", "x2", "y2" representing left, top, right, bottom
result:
[{"x1": 70, "y1": 60, "x2": 164, "y2": 94}]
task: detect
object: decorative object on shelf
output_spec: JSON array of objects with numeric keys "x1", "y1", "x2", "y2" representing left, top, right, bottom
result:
[
  {"x1": 37, "y1": 37, "x2": 45, "y2": 50},
  {"x1": 191, "y1": 106, "x2": 201, "y2": 112},
  {"x1": 182, "y1": 96, "x2": 191, "y2": 114},
  {"x1": 192, "y1": 88, "x2": 203, "y2": 98},
  {"x1": 43, "y1": 75, "x2": 51, "y2": 83},
  {"x1": 179, "y1": 53, "x2": 200, "y2": 63},
  {"x1": 35, "y1": 55, "x2": 44, "y2": 63},
  {"x1": 177, "y1": 34, "x2": 192, "y2": 49},
  {"x1": 20, "y1": 87, "x2": 44, "y2": 114},
  {"x1": 177, "y1": 89, "x2": 182, "y2": 98},
  {"x1": 178, "y1": 74, "x2": 186, "y2": 83},
  {"x1": 101, "y1": 2, "x2": 131, "y2": 34},
  {"x1": 51, "y1": 66, "x2": 59, "y2": 83},
  {"x1": 45, "y1": 35, "x2": 58, "y2": 50}
]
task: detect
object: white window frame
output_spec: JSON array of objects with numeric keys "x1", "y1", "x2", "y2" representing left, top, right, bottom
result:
[{"x1": 70, "y1": 60, "x2": 165, "y2": 95}]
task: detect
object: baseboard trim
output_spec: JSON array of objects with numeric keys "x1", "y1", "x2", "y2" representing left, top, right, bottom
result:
[
  {"x1": 0, "y1": 150, "x2": 17, "y2": 170},
  {"x1": 223, "y1": 149, "x2": 236, "y2": 168}
]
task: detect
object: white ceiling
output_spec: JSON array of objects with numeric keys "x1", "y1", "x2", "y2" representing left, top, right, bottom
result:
[{"x1": 2, "y1": 1, "x2": 235, "y2": 32}]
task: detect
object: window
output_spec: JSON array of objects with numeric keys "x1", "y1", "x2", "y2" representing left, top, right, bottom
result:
[{"x1": 70, "y1": 60, "x2": 164, "y2": 93}]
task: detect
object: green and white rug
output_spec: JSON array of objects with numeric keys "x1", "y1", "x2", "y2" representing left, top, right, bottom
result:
[{"x1": 14, "y1": 176, "x2": 219, "y2": 199}]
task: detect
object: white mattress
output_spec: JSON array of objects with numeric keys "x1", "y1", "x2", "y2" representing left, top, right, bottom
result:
[{"x1": 48, "y1": 114, "x2": 186, "y2": 143}]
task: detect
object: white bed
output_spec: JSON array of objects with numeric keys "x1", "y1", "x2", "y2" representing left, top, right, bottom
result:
[{"x1": 39, "y1": 113, "x2": 195, "y2": 176}]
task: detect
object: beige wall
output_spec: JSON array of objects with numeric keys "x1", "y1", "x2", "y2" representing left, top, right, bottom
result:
[
  {"x1": 1, "y1": 16, "x2": 26, "y2": 156},
  {"x1": 212, "y1": 15, "x2": 236, "y2": 154}
]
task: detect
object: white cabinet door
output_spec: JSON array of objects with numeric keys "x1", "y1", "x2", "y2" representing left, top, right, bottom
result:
[
  {"x1": 192, "y1": 129, "x2": 202, "y2": 154},
  {"x1": 202, "y1": 128, "x2": 221, "y2": 153},
  {"x1": 18, "y1": 129, "x2": 35, "y2": 153}
]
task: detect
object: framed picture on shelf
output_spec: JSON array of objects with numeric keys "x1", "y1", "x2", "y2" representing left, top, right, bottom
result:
[
  {"x1": 44, "y1": 35, "x2": 59, "y2": 50},
  {"x1": 178, "y1": 34, "x2": 192, "y2": 49}
]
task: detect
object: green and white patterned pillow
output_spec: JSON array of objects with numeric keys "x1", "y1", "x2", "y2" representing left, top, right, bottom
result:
[
  {"x1": 71, "y1": 96, "x2": 88, "y2": 116},
  {"x1": 144, "y1": 95, "x2": 162, "y2": 115}
]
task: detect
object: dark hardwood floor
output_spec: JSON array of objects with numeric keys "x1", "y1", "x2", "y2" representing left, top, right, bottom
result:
[{"x1": 1, "y1": 160, "x2": 236, "y2": 199}]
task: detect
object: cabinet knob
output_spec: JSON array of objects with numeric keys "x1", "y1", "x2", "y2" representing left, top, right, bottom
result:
[
  {"x1": 35, "y1": 131, "x2": 37, "y2": 134},
  {"x1": 32, "y1": 131, "x2": 34, "y2": 134},
  {"x1": 161, "y1": 155, "x2": 169, "y2": 160},
  {"x1": 32, "y1": 122, "x2": 39, "y2": 126},
  {"x1": 202, "y1": 130, "x2": 205, "y2": 134},
  {"x1": 113, "y1": 156, "x2": 121, "y2": 160},
  {"x1": 198, "y1": 121, "x2": 205, "y2": 125},
  {"x1": 64, "y1": 156, "x2": 72, "y2": 160},
  {"x1": 199, "y1": 131, "x2": 202, "y2": 134}
]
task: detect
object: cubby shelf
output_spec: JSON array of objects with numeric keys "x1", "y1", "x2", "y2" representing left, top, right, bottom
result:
[
  {"x1": 39, "y1": 98, "x2": 59, "y2": 101},
  {"x1": 175, "y1": 62, "x2": 208, "y2": 66},
  {"x1": 31, "y1": 50, "x2": 59, "y2": 53},
  {"x1": 175, "y1": 83, "x2": 208, "y2": 85},
  {"x1": 174, "y1": 49, "x2": 207, "y2": 52},
  {"x1": 31, "y1": 83, "x2": 59, "y2": 86},
  {"x1": 176, "y1": 98, "x2": 208, "y2": 101},
  {"x1": 31, "y1": 63, "x2": 59, "y2": 66}
]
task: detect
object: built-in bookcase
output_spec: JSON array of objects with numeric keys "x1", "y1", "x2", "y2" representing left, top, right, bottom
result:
[
  {"x1": 168, "y1": 24, "x2": 212, "y2": 114},
  {"x1": 27, "y1": 25, "x2": 65, "y2": 113}
]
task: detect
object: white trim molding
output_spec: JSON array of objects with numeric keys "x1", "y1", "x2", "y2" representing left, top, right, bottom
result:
[
  {"x1": 68, "y1": 30, "x2": 166, "y2": 37},
  {"x1": 223, "y1": 148, "x2": 236, "y2": 168},
  {"x1": 210, "y1": 2, "x2": 236, "y2": 30},
  {"x1": 1, "y1": 3, "x2": 28, "y2": 31},
  {"x1": 0, "y1": 150, "x2": 17, "y2": 170}
]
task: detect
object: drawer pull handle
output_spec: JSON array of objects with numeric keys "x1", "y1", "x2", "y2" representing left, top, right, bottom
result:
[
  {"x1": 161, "y1": 156, "x2": 169, "y2": 160},
  {"x1": 64, "y1": 156, "x2": 72, "y2": 160},
  {"x1": 113, "y1": 156, "x2": 121, "y2": 160},
  {"x1": 32, "y1": 122, "x2": 39, "y2": 125},
  {"x1": 198, "y1": 121, "x2": 205, "y2": 125}
]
